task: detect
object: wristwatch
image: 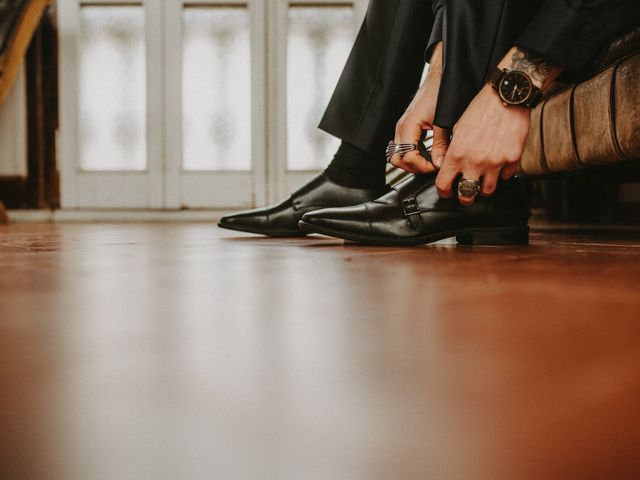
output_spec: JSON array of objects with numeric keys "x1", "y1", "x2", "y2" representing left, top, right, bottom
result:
[{"x1": 488, "y1": 67, "x2": 543, "y2": 108}]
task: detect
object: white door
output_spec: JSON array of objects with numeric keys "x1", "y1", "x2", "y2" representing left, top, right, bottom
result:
[{"x1": 58, "y1": 0, "x2": 366, "y2": 209}]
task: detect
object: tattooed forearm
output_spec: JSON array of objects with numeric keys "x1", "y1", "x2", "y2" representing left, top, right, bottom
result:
[{"x1": 509, "y1": 48, "x2": 557, "y2": 85}]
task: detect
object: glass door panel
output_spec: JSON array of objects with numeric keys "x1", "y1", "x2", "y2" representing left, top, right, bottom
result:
[
  {"x1": 286, "y1": 4, "x2": 354, "y2": 171},
  {"x1": 182, "y1": 5, "x2": 252, "y2": 172},
  {"x1": 78, "y1": 5, "x2": 147, "y2": 172},
  {"x1": 59, "y1": 0, "x2": 164, "y2": 208},
  {"x1": 163, "y1": 0, "x2": 264, "y2": 209}
]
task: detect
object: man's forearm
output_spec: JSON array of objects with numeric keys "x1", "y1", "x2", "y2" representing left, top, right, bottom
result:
[
  {"x1": 391, "y1": 42, "x2": 444, "y2": 174},
  {"x1": 406, "y1": 42, "x2": 442, "y2": 111},
  {"x1": 427, "y1": 41, "x2": 443, "y2": 78}
]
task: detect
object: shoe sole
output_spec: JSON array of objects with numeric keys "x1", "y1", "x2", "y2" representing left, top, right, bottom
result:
[
  {"x1": 298, "y1": 221, "x2": 529, "y2": 246},
  {"x1": 218, "y1": 221, "x2": 308, "y2": 238}
]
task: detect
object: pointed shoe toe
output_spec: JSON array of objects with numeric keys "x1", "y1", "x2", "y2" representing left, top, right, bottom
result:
[
  {"x1": 217, "y1": 172, "x2": 388, "y2": 237},
  {"x1": 218, "y1": 205, "x2": 306, "y2": 237}
]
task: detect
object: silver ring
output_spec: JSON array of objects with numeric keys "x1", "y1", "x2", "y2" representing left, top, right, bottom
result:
[
  {"x1": 386, "y1": 141, "x2": 418, "y2": 163},
  {"x1": 458, "y1": 178, "x2": 481, "y2": 199}
]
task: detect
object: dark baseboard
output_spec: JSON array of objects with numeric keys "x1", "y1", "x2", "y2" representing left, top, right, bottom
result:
[
  {"x1": 0, "y1": 201, "x2": 8, "y2": 223},
  {"x1": 0, "y1": 176, "x2": 27, "y2": 208}
]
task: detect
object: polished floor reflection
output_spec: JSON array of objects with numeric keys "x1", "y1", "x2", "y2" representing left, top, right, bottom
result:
[{"x1": 1, "y1": 224, "x2": 639, "y2": 480}]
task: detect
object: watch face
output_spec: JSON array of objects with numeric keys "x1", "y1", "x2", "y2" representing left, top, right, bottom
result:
[{"x1": 498, "y1": 71, "x2": 532, "y2": 105}]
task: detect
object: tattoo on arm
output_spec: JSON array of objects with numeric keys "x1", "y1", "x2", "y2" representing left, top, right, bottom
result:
[{"x1": 509, "y1": 48, "x2": 557, "y2": 84}]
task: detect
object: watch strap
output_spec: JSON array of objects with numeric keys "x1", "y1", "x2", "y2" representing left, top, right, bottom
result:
[
  {"x1": 488, "y1": 67, "x2": 504, "y2": 90},
  {"x1": 523, "y1": 89, "x2": 544, "y2": 109}
]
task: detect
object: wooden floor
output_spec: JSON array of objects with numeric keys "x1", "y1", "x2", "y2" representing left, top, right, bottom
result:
[{"x1": 1, "y1": 223, "x2": 640, "y2": 480}]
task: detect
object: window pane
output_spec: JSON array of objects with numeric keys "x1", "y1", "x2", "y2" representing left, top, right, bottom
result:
[
  {"x1": 79, "y1": 5, "x2": 147, "y2": 171},
  {"x1": 182, "y1": 6, "x2": 251, "y2": 171},
  {"x1": 287, "y1": 5, "x2": 354, "y2": 171}
]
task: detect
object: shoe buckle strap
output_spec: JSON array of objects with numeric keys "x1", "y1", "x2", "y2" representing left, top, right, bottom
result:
[{"x1": 402, "y1": 196, "x2": 422, "y2": 230}]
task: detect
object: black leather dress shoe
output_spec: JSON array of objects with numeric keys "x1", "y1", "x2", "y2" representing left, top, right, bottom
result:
[
  {"x1": 299, "y1": 173, "x2": 531, "y2": 246},
  {"x1": 218, "y1": 173, "x2": 389, "y2": 237}
]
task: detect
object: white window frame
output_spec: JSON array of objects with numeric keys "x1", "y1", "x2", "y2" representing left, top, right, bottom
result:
[
  {"x1": 163, "y1": 0, "x2": 267, "y2": 209},
  {"x1": 58, "y1": 0, "x2": 366, "y2": 209},
  {"x1": 59, "y1": 0, "x2": 166, "y2": 209}
]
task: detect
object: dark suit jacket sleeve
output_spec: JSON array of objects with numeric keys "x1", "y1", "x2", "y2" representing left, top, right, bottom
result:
[
  {"x1": 425, "y1": 0, "x2": 444, "y2": 61},
  {"x1": 516, "y1": 0, "x2": 637, "y2": 70}
]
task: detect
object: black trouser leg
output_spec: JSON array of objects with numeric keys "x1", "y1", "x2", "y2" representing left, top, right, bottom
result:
[{"x1": 319, "y1": 0, "x2": 434, "y2": 156}]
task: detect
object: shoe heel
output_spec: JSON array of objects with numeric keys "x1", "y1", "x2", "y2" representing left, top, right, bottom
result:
[{"x1": 456, "y1": 226, "x2": 529, "y2": 246}]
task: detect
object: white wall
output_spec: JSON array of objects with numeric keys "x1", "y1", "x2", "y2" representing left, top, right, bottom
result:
[{"x1": 0, "y1": 64, "x2": 27, "y2": 177}]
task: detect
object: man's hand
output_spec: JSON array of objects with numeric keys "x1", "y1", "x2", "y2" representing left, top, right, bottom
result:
[
  {"x1": 435, "y1": 46, "x2": 563, "y2": 205},
  {"x1": 390, "y1": 43, "x2": 445, "y2": 174},
  {"x1": 435, "y1": 84, "x2": 530, "y2": 204}
]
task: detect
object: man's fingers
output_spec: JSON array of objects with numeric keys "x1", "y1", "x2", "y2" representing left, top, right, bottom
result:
[
  {"x1": 501, "y1": 164, "x2": 518, "y2": 180},
  {"x1": 480, "y1": 169, "x2": 500, "y2": 197},
  {"x1": 390, "y1": 155, "x2": 419, "y2": 174},
  {"x1": 431, "y1": 127, "x2": 451, "y2": 169},
  {"x1": 435, "y1": 161, "x2": 459, "y2": 199},
  {"x1": 401, "y1": 151, "x2": 436, "y2": 174}
]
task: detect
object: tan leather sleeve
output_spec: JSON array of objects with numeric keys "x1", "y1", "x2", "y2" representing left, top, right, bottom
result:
[
  {"x1": 574, "y1": 65, "x2": 627, "y2": 167},
  {"x1": 615, "y1": 53, "x2": 640, "y2": 160},
  {"x1": 519, "y1": 50, "x2": 639, "y2": 176},
  {"x1": 519, "y1": 101, "x2": 548, "y2": 176}
]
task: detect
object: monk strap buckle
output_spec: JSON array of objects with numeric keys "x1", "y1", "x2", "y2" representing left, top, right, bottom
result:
[
  {"x1": 402, "y1": 197, "x2": 422, "y2": 229},
  {"x1": 402, "y1": 197, "x2": 420, "y2": 216}
]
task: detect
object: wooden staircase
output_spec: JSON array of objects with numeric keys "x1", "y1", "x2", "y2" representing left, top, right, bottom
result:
[{"x1": 0, "y1": 0, "x2": 53, "y2": 223}]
